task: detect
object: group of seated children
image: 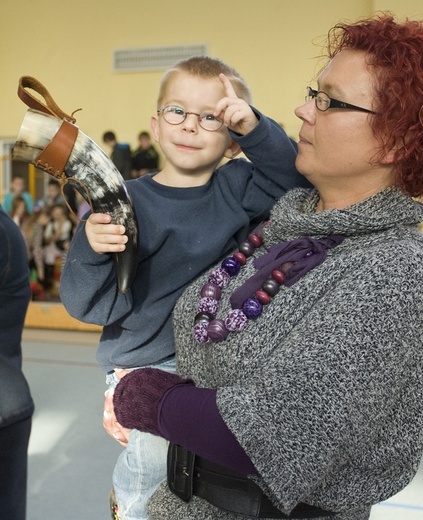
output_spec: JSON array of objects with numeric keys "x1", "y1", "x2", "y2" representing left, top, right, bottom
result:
[{"x1": 4, "y1": 175, "x2": 84, "y2": 301}]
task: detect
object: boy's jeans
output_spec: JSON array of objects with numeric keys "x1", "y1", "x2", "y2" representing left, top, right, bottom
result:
[{"x1": 106, "y1": 356, "x2": 176, "y2": 520}]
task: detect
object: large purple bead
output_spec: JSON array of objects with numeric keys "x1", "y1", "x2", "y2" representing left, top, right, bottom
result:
[
  {"x1": 247, "y1": 234, "x2": 262, "y2": 248},
  {"x1": 207, "y1": 319, "x2": 229, "y2": 342},
  {"x1": 238, "y1": 241, "x2": 255, "y2": 257},
  {"x1": 208, "y1": 268, "x2": 231, "y2": 288},
  {"x1": 194, "y1": 322, "x2": 210, "y2": 344},
  {"x1": 224, "y1": 309, "x2": 248, "y2": 332},
  {"x1": 200, "y1": 283, "x2": 222, "y2": 300},
  {"x1": 221, "y1": 257, "x2": 241, "y2": 276},
  {"x1": 197, "y1": 297, "x2": 218, "y2": 315},
  {"x1": 194, "y1": 311, "x2": 213, "y2": 324},
  {"x1": 233, "y1": 251, "x2": 247, "y2": 265},
  {"x1": 262, "y1": 278, "x2": 280, "y2": 297},
  {"x1": 242, "y1": 297, "x2": 263, "y2": 318}
]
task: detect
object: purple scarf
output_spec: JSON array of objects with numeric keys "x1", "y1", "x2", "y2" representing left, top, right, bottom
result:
[{"x1": 230, "y1": 235, "x2": 344, "y2": 309}]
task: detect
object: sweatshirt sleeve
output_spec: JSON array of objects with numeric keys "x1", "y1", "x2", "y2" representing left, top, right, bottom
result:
[{"x1": 59, "y1": 220, "x2": 133, "y2": 325}]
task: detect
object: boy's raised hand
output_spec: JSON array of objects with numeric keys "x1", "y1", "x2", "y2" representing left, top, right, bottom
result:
[
  {"x1": 214, "y1": 73, "x2": 258, "y2": 136},
  {"x1": 85, "y1": 213, "x2": 128, "y2": 254}
]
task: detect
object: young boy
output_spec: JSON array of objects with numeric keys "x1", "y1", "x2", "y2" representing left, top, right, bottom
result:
[{"x1": 60, "y1": 56, "x2": 308, "y2": 520}]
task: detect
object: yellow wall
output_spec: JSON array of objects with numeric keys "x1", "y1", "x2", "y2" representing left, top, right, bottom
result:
[{"x1": 1, "y1": 0, "x2": 422, "y2": 151}]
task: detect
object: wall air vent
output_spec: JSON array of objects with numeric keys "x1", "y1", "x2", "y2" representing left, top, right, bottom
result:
[{"x1": 113, "y1": 44, "x2": 208, "y2": 73}]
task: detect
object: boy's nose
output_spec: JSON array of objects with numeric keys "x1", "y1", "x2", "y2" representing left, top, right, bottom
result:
[{"x1": 181, "y1": 113, "x2": 200, "y2": 132}]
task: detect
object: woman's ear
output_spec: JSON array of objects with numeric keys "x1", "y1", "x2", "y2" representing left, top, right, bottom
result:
[
  {"x1": 223, "y1": 140, "x2": 242, "y2": 160},
  {"x1": 380, "y1": 127, "x2": 418, "y2": 165}
]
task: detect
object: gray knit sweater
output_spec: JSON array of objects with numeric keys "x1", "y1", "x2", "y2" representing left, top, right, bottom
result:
[{"x1": 149, "y1": 187, "x2": 423, "y2": 520}]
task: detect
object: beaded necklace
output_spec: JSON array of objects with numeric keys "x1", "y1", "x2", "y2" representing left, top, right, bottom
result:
[{"x1": 193, "y1": 230, "x2": 345, "y2": 344}]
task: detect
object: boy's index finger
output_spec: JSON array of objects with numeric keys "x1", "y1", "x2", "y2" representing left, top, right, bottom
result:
[{"x1": 219, "y1": 73, "x2": 238, "y2": 98}]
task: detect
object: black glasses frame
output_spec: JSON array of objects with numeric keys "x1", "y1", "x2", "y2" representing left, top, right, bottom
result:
[{"x1": 306, "y1": 87, "x2": 376, "y2": 114}]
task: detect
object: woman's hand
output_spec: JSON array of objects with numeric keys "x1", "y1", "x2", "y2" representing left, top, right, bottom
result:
[{"x1": 103, "y1": 387, "x2": 131, "y2": 447}]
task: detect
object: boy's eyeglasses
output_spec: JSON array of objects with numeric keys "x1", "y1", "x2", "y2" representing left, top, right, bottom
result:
[
  {"x1": 157, "y1": 106, "x2": 224, "y2": 131},
  {"x1": 305, "y1": 86, "x2": 377, "y2": 114}
]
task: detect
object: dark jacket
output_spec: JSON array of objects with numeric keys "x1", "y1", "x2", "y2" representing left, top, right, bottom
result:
[{"x1": 0, "y1": 205, "x2": 34, "y2": 428}]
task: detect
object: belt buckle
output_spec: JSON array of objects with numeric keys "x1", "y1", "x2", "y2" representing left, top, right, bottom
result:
[{"x1": 167, "y1": 443, "x2": 195, "y2": 502}]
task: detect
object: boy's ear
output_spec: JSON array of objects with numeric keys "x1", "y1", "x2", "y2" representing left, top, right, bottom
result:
[
  {"x1": 223, "y1": 140, "x2": 242, "y2": 159},
  {"x1": 150, "y1": 116, "x2": 160, "y2": 142}
]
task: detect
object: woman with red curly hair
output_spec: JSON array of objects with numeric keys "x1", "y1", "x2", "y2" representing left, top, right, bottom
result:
[{"x1": 107, "y1": 14, "x2": 423, "y2": 520}]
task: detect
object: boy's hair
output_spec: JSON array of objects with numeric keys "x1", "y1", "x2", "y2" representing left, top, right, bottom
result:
[
  {"x1": 157, "y1": 56, "x2": 253, "y2": 107},
  {"x1": 138, "y1": 131, "x2": 151, "y2": 140},
  {"x1": 326, "y1": 14, "x2": 423, "y2": 197},
  {"x1": 103, "y1": 131, "x2": 117, "y2": 143}
]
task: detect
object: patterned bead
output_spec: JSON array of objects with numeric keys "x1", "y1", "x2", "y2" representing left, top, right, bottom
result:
[
  {"x1": 200, "y1": 283, "x2": 222, "y2": 300},
  {"x1": 193, "y1": 322, "x2": 210, "y2": 343},
  {"x1": 208, "y1": 268, "x2": 231, "y2": 288},
  {"x1": 272, "y1": 269, "x2": 285, "y2": 284},
  {"x1": 242, "y1": 297, "x2": 263, "y2": 318},
  {"x1": 238, "y1": 241, "x2": 255, "y2": 257},
  {"x1": 280, "y1": 261, "x2": 294, "y2": 274},
  {"x1": 233, "y1": 251, "x2": 247, "y2": 266},
  {"x1": 262, "y1": 278, "x2": 280, "y2": 297},
  {"x1": 248, "y1": 234, "x2": 262, "y2": 248},
  {"x1": 194, "y1": 311, "x2": 214, "y2": 324},
  {"x1": 207, "y1": 319, "x2": 229, "y2": 342},
  {"x1": 224, "y1": 309, "x2": 248, "y2": 332},
  {"x1": 221, "y1": 257, "x2": 241, "y2": 276},
  {"x1": 255, "y1": 290, "x2": 271, "y2": 305},
  {"x1": 198, "y1": 297, "x2": 218, "y2": 315}
]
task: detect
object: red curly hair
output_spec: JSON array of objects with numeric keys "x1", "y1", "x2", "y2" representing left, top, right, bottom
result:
[{"x1": 327, "y1": 14, "x2": 423, "y2": 197}]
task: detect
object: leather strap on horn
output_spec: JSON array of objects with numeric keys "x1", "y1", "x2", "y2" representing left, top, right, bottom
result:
[
  {"x1": 18, "y1": 76, "x2": 81, "y2": 123},
  {"x1": 35, "y1": 119, "x2": 79, "y2": 179}
]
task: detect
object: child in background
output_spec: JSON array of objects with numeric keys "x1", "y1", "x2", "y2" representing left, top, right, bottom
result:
[
  {"x1": 60, "y1": 56, "x2": 309, "y2": 520},
  {"x1": 9, "y1": 195, "x2": 30, "y2": 229},
  {"x1": 43, "y1": 204, "x2": 73, "y2": 294},
  {"x1": 22, "y1": 208, "x2": 51, "y2": 288},
  {"x1": 131, "y1": 131, "x2": 159, "y2": 178},
  {"x1": 2, "y1": 174, "x2": 34, "y2": 214}
]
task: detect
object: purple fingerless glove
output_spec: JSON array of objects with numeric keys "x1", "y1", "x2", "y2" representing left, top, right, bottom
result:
[{"x1": 113, "y1": 368, "x2": 195, "y2": 435}]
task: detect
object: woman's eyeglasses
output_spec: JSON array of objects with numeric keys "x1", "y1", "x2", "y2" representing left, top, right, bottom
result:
[{"x1": 306, "y1": 87, "x2": 376, "y2": 114}]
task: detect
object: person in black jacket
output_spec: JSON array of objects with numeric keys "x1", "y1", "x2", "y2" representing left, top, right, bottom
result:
[
  {"x1": 0, "y1": 203, "x2": 34, "y2": 520},
  {"x1": 102, "y1": 131, "x2": 132, "y2": 181}
]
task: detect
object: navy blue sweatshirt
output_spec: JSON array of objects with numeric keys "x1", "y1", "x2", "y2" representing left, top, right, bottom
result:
[{"x1": 60, "y1": 111, "x2": 308, "y2": 372}]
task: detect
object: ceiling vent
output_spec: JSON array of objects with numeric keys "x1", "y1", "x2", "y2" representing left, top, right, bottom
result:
[{"x1": 113, "y1": 44, "x2": 208, "y2": 73}]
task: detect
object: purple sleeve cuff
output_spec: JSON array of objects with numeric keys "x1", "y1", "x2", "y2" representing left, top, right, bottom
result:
[{"x1": 158, "y1": 385, "x2": 257, "y2": 475}]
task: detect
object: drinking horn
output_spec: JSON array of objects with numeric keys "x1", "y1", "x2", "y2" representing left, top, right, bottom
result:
[{"x1": 12, "y1": 76, "x2": 138, "y2": 294}]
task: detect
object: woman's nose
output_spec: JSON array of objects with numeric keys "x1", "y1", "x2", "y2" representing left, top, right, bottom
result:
[{"x1": 294, "y1": 99, "x2": 316, "y2": 125}]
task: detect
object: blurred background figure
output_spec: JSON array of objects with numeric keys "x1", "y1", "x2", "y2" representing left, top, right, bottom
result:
[
  {"x1": 42, "y1": 179, "x2": 66, "y2": 209},
  {"x1": 102, "y1": 131, "x2": 132, "y2": 180},
  {"x1": 131, "y1": 131, "x2": 159, "y2": 178},
  {"x1": 0, "y1": 203, "x2": 34, "y2": 520},
  {"x1": 21, "y1": 208, "x2": 51, "y2": 299},
  {"x1": 43, "y1": 204, "x2": 73, "y2": 296},
  {"x1": 2, "y1": 174, "x2": 34, "y2": 215},
  {"x1": 9, "y1": 195, "x2": 30, "y2": 229}
]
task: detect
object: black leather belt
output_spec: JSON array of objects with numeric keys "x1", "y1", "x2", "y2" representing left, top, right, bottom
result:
[{"x1": 167, "y1": 443, "x2": 335, "y2": 519}]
